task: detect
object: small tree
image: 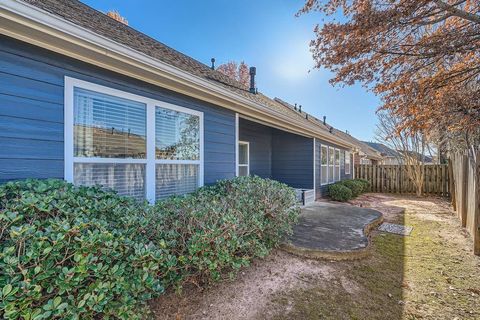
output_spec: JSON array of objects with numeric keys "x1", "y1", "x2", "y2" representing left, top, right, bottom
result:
[
  {"x1": 216, "y1": 61, "x2": 250, "y2": 88},
  {"x1": 376, "y1": 110, "x2": 434, "y2": 196},
  {"x1": 106, "y1": 10, "x2": 128, "y2": 25}
]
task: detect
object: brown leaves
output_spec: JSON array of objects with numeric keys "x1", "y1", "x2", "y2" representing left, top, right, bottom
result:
[
  {"x1": 301, "y1": 0, "x2": 480, "y2": 139},
  {"x1": 216, "y1": 61, "x2": 250, "y2": 88}
]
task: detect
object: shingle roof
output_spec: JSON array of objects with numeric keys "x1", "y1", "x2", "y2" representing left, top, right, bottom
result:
[
  {"x1": 274, "y1": 98, "x2": 382, "y2": 159},
  {"x1": 362, "y1": 142, "x2": 400, "y2": 158},
  {"x1": 20, "y1": 0, "x2": 351, "y2": 147}
]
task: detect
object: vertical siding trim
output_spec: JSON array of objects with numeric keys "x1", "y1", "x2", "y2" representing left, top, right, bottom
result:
[
  {"x1": 313, "y1": 137, "x2": 316, "y2": 192},
  {"x1": 235, "y1": 113, "x2": 239, "y2": 177},
  {"x1": 64, "y1": 77, "x2": 74, "y2": 182}
]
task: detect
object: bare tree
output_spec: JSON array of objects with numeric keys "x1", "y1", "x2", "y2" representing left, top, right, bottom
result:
[{"x1": 376, "y1": 110, "x2": 434, "y2": 196}]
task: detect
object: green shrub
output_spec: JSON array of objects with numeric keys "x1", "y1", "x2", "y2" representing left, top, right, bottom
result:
[
  {"x1": 0, "y1": 179, "x2": 167, "y2": 319},
  {"x1": 0, "y1": 177, "x2": 299, "y2": 319},
  {"x1": 152, "y1": 176, "x2": 300, "y2": 284},
  {"x1": 328, "y1": 183, "x2": 353, "y2": 202},
  {"x1": 339, "y1": 179, "x2": 364, "y2": 198},
  {"x1": 354, "y1": 178, "x2": 371, "y2": 193}
]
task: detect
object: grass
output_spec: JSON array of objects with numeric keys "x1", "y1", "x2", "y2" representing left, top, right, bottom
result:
[{"x1": 268, "y1": 197, "x2": 480, "y2": 320}]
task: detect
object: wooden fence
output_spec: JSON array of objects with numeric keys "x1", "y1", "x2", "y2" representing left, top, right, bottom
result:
[
  {"x1": 354, "y1": 164, "x2": 450, "y2": 196},
  {"x1": 450, "y1": 151, "x2": 480, "y2": 255}
]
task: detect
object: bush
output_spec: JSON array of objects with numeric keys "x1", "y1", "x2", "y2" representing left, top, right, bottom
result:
[
  {"x1": 0, "y1": 177, "x2": 299, "y2": 319},
  {"x1": 328, "y1": 183, "x2": 353, "y2": 202},
  {"x1": 151, "y1": 176, "x2": 300, "y2": 284},
  {"x1": 0, "y1": 179, "x2": 166, "y2": 319},
  {"x1": 354, "y1": 179, "x2": 371, "y2": 193},
  {"x1": 339, "y1": 179, "x2": 364, "y2": 198}
]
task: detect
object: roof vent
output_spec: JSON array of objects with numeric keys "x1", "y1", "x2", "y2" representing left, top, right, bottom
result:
[
  {"x1": 294, "y1": 103, "x2": 297, "y2": 111},
  {"x1": 299, "y1": 105, "x2": 302, "y2": 113},
  {"x1": 329, "y1": 127, "x2": 334, "y2": 134},
  {"x1": 210, "y1": 58, "x2": 215, "y2": 70},
  {"x1": 249, "y1": 67, "x2": 257, "y2": 94},
  {"x1": 323, "y1": 116, "x2": 326, "y2": 125}
]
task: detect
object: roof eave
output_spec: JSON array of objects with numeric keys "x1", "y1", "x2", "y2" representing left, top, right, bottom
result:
[{"x1": 0, "y1": 0, "x2": 354, "y2": 149}]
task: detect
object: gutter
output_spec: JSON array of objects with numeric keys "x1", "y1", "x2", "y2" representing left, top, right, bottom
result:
[{"x1": 0, "y1": 0, "x2": 354, "y2": 149}]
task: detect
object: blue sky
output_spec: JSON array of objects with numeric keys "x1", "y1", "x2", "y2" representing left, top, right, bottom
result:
[{"x1": 82, "y1": 0, "x2": 379, "y2": 141}]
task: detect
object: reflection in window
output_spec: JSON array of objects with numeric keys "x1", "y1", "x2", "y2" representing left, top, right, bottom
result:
[
  {"x1": 155, "y1": 107, "x2": 200, "y2": 160},
  {"x1": 74, "y1": 88, "x2": 146, "y2": 159}
]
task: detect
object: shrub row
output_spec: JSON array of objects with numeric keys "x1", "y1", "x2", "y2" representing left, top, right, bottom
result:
[
  {"x1": 328, "y1": 178, "x2": 371, "y2": 202},
  {"x1": 0, "y1": 177, "x2": 299, "y2": 319}
]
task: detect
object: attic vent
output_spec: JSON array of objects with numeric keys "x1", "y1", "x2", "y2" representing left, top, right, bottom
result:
[{"x1": 249, "y1": 67, "x2": 257, "y2": 94}]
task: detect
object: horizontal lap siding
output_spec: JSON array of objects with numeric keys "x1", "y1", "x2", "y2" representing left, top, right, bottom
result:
[
  {"x1": 0, "y1": 36, "x2": 235, "y2": 184},
  {"x1": 238, "y1": 118, "x2": 272, "y2": 179},
  {"x1": 272, "y1": 129, "x2": 313, "y2": 189}
]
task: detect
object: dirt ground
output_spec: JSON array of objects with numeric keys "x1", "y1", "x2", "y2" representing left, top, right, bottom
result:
[{"x1": 150, "y1": 194, "x2": 480, "y2": 320}]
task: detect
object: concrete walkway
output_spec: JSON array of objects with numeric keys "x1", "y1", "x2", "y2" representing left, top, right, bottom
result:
[{"x1": 283, "y1": 202, "x2": 383, "y2": 260}]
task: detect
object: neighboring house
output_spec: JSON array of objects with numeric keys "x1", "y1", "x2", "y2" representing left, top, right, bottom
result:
[
  {"x1": 363, "y1": 142, "x2": 402, "y2": 165},
  {"x1": 0, "y1": 0, "x2": 357, "y2": 203}
]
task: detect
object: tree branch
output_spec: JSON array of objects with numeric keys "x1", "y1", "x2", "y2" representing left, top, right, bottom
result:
[{"x1": 433, "y1": 0, "x2": 480, "y2": 24}]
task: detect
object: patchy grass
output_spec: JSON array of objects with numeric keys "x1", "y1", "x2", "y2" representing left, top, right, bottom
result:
[{"x1": 268, "y1": 195, "x2": 480, "y2": 320}]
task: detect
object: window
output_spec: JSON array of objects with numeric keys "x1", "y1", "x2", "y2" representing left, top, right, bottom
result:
[
  {"x1": 321, "y1": 145, "x2": 328, "y2": 185},
  {"x1": 334, "y1": 149, "x2": 341, "y2": 181},
  {"x1": 328, "y1": 146, "x2": 335, "y2": 183},
  {"x1": 65, "y1": 77, "x2": 203, "y2": 203},
  {"x1": 238, "y1": 141, "x2": 249, "y2": 176},
  {"x1": 345, "y1": 151, "x2": 351, "y2": 174}
]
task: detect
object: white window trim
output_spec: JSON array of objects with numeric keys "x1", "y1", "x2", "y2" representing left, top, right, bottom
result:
[
  {"x1": 237, "y1": 141, "x2": 250, "y2": 176},
  {"x1": 64, "y1": 76, "x2": 204, "y2": 203},
  {"x1": 328, "y1": 146, "x2": 335, "y2": 184},
  {"x1": 345, "y1": 151, "x2": 351, "y2": 175},
  {"x1": 321, "y1": 145, "x2": 328, "y2": 186},
  {"x1": 335, "y1": 148, "x2": 341, "y2": 182}
]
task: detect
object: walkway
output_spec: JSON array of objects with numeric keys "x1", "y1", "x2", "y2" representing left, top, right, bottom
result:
[{"x1": 283, "y1": 202, "x2": 383, "y2": 260}]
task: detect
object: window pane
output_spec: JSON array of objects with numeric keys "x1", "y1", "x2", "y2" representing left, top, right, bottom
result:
[
  {"x1": 340, "y1": 151, "x2": 345, "y2": 170},
  {"x1": 74, "y1": 163, "x2": 145, "y2": 200},
  {"x1": 329, "y1": 147, "x2": 334, "y2": 164},
  {"x1": 239, "y1": 143, "x2": 248, "y2": 165},
  {"x1": 335, "y1": 149, "x2": 340, "y2": 165},
  {"x1": 321, "y1": 146, "x2": 328, "y2": 165},
  {"x1": 329, "y1": 166, "x2": 334, "y2": 183},
  {"x1": 156, "y1": 107, "x2": 200, "y2": 160},
  {"x1": 321, "y1": 166, "x2": 328, "y2": 184},
  {"x1": 74, "y1": 88, "x2": 146, "y2": 159},
  {"x1": 156, "y1": 164, "x2": 199, "y2": 200},
  {"x1": 238, "y1": 165, "x2": 248, "y2": 177}
]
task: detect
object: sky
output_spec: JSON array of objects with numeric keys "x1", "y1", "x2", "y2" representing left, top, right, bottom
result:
[{"x1": 82, "y1": 0, "x2": 380, "y2": 141}]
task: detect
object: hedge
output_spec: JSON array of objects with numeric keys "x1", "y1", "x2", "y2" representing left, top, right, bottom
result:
[
  {"x1": 0, "y1": 177, "x2": 299, "y2": 319},
  {"x1": 328, "y1": 183, "x2": 353, "y2": 202}
]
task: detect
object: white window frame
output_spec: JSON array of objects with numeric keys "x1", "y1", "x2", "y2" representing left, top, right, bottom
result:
[
  {"x1": 345, "y1": 151, "x2": 351, "y2": 175},
  {"x1": 64, "y1": 76, "x2": 204, "y2": 203},
  {"x1": 321, "y1": 145, "x2": 328, "y2": 186},
  {"x1": 328, "y1": 146, "x2": 335, "y2": 184},
  {"x1": 335, "y1": 148, "x2": 341, "y2": 182},
  {"x1": 237, "y1": 141, "x2": 250, "y2": 176}
]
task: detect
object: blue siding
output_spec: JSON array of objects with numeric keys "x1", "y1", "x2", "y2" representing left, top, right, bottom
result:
[
  {"x1": 271, "y1": 129, "x2": 314, "y2": 189},
  {"x1": 314, "y1": 139, "x2": 353, "y2": 199},
  {"x1": 0, "y1": 35, "x2": 235, "y2": 184},
  {"x1": 238, "y1": 118, "x2": 272, "y2": 178},
  {"x1": 239, "y1": 119, "x2": 315, "y2": 189}
]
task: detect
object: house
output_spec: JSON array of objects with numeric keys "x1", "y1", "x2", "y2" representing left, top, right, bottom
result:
[
  {"x1": 363, "y1": 142, "x2": 402, "y2": 165},
  {"x1": 0, "y1": 0, "x2": 358, "y2": 203}
]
